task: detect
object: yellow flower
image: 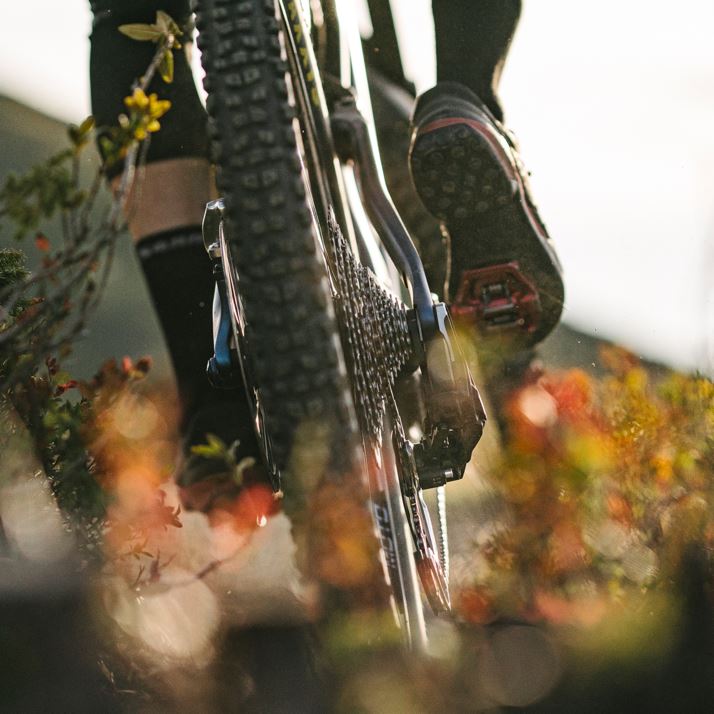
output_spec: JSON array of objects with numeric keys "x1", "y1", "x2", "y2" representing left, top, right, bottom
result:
[
  {"x1": 123, "y1": 89, "x2": 170, "y2": 120},
  {"x1": 124, "y1": 88, "x2": 150, "y2": 110},
  {"x1": 123, "y1": 89, "x2": 171, "y2": 141},
  {"x1": 147, "y1": 93, "x2": 171, "y2": 120}
]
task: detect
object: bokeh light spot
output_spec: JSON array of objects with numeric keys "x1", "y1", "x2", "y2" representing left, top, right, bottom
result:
[
  {"x1": 622, "y1": 543, "x2": 658, "y2": 584},
  {"x1": 518, "y1": 385, "x2": 558, "y2": 428},
  {"x1": 0, "y1": 475, "x2": 73, "y2": 562},
  {"x1": 111, "y1": 394, "x2": 161, "y2": 441},
  {"x1": 477, "y1": 625, "x2": 561, "y2": 707},
  {"x1": 107, "y1": 572, "x2": 219, "y2": 662}
]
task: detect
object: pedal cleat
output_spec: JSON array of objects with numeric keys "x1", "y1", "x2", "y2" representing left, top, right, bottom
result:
[{"x1": 450, "y1": 261, "x2": 542, "y2": 337}]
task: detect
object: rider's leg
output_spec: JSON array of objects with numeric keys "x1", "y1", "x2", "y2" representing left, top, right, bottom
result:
[
  {"x1": 408, "y1": 0, "x2": 563, "y2": 428},
  {"x1": 90, "y1": 0, "x2": 261, "y2": 509},
  {"x1": 410, "y1": 0, "x2": 564, "y2": 336},
  {"x1": 431, "y1": 0, "x2": 521, "y2": 123}
]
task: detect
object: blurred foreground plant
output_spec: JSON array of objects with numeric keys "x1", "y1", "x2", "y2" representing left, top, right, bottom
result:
[
  {"x1": 456, "y1": 347, "x2": 714, "y2": 629},
  {"x1": 0, "y1": 12, "x2": 183, "y2": 553},
  {"x1": 0, "y1": 12, "x2": 180, "y2": 394}
]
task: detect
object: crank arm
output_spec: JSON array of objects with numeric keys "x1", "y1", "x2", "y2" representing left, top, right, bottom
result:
[
  {"x1": 202, "y1": 199, "x2": 281, "y2": 490},
  {"x1": 203, "y1": 199, "x2": 242, "y2": 389}
]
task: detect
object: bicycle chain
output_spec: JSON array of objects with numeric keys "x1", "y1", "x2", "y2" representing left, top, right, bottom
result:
[{"x1": 326, "y1": 209, "x2": 414, "y2": 442}]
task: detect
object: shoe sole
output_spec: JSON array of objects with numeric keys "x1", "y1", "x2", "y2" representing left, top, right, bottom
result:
[{"x1": 410, "y1": 118, "x2": 565, "y2": 345}]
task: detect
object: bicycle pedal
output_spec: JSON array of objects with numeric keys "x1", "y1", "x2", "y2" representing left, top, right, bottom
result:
[{"x1": 450, "y1": 262, "x2": 542, "y2": 336}]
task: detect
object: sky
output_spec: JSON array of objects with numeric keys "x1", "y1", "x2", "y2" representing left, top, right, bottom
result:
[{"x1": 1, "y1": 0, "x2": 713, "y2": 375}]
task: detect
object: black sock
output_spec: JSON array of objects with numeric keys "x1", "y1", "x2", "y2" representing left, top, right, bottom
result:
[
  {"x1": 432, "y1": 0, "x2": 522, "y2": 122},
  {"x1": 136, "y1": 227, "x2": 259, "y2": 455}
]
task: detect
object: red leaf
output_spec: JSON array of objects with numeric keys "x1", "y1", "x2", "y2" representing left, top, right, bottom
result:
[
  {"x1": 35, "y1": 233, "x2": 50, "y2": 252},
  {"x1": 456, "y1": 587, "x2": 494, "y2": 624},
  {"x1": 55, "y1": 380, "x2": 78, "y2": 396}
]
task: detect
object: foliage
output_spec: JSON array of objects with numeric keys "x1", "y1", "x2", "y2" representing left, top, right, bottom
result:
[
  {"x1": 99, "y1": 88, "x2": 172, "y2": 169},
  {"x1": 0, "y1": 12, "x2": 180, "y2": 396},
  {"x1": 2, "y1": 353, "x2": 157, "y2": 555},
  {"x1": 190, "y1": 434, "x2": 256, "y2": 488},
  {"x1": 119, "y1": 9, "x2": 183, "y2": 84},
  {"x1": 0, "y1": 13, "x2": 183, "y2": 552},
  {"x1": 456, "y1": 347, "x2": 714, "y2": 628},
  {"x1": 0, "y1": 119, "x2": 91, "y2": 243}
]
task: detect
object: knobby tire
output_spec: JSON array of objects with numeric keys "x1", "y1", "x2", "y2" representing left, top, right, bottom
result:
[{"x1": 194, "y1": 0, "x2": 430, "y2": 648}]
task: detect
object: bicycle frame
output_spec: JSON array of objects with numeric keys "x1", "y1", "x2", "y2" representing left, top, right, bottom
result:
[
  {"x1": 202, "y1": 0, "x2": 487, "y2": 651},
  {"x1": 282, "y1": 0, "x2": 486, "y2": 483},
  {"x1": 280, "y1": 0, "x2": 436, "y2": 330}
]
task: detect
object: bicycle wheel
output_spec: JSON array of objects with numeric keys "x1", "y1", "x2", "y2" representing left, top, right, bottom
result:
[
  {"x1": 194, "y1": 0, "x2": 352, "y2": 472},
  {"x1": 195, "y1": 0, "x2": 436, "y2": 649},
  {"x1": 194, "y1": 0, "x2": 394, "y2": 605}
]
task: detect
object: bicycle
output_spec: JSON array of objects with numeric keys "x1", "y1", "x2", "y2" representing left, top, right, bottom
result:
[{"x1": 193, "y1": 0, "x2": 487, "y2": 651}]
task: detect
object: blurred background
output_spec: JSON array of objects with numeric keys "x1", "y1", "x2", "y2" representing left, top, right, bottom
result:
[
  {"x1": 2, "y1": 0, "x2": 713, "y2": 378},
  {"x1": 2, "y1": 2, "x2": 714, "y2": 711}
]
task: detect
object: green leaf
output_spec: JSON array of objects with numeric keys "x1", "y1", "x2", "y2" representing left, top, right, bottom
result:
[
  {"x1": 190, "y1": 444, "x2": 220, "y2": 459},
  {"x1": 118, "y1": 23, "x2": 162, "y2": 42},
  {"x1": 98, "y1": 136, "x2": 114, "y2": 156},
  {"x1": 207, "y1": 433, "x2": 226, "y2": 449},
  {"x1": 0, "y1": 248, "x2": 29, "y2": 290},
  {"x1": 190, "y1": 433, "x2": 228, "y2": 460},
  {"x1": 67, "y1": 117, "x2": 94, "y2": 149},
  {"x1": 155, "y1": 10, "x2": 183, "y2": 38},
  {"x1": 159, "y1": 49, "x2": 174, "y2": 83},
  {"x1": 78, "y1": 115, "x2": 95, "y2": 138}
]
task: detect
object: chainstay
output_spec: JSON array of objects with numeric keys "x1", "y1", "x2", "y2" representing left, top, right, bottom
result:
[{"x1": 326, "y1": 210, "x2": 414, "y2": 443}]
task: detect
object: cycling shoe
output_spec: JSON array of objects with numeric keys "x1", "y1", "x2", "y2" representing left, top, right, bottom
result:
[
  {"x1": 175, "y1": 402, "x2": 266, "y2": 513},
  {"x1": 409, "y1": 82, "x2": 564, "y2": 347}
]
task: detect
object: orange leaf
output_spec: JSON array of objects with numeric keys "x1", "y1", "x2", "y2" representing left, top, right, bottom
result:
[
  {"x1": 456, "y1": 587, "x2": 494, "y2": 624},
  {"x1": 35, "y1": 233, "x2": 50, "y2": 252}
]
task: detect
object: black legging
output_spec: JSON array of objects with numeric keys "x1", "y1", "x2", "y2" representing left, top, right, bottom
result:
[
  {"x1": 90, "y1": 0, "x2": 520, "y2": 156},
  {"x1": 432, "y1": 0, "x2": 521, "y2": 121},
  {"x1": 89, "y1": 0, "x2": 207, "y2": 171},
  {"x1": 366, "y1": 0, "x2": 521, "y2": 121}
]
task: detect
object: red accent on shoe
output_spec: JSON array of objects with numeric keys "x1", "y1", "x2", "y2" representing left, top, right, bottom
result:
[{"x1": 450, "y1": 262, "x2": 542, "y2": 336}]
